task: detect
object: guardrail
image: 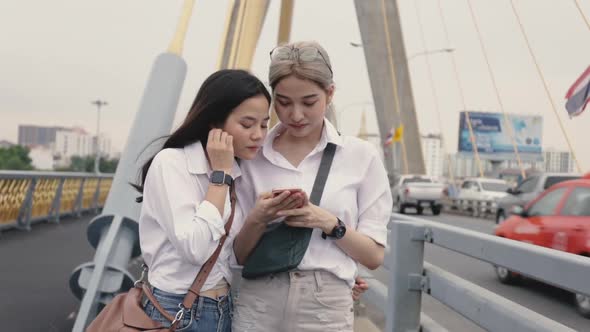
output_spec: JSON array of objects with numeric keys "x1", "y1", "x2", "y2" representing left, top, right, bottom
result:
[
  {"x1": 441, "y1": 197, "x2": 497, "y2": 219},
  {"x1": 360, "y1": 213, "x2": 590, "y2": 331},
  {"x1": 0, "y1": 171, "x2": 113, "y2": 232}
]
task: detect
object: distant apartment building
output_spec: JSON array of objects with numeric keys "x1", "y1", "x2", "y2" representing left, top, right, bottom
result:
[
  {"x1": 17, "y1": 125, "x2": 68, "y2": 147},
  {"x1": 17, "y1": 125, "x2": 111, "y2": 169},
  {"x1": 446, "y1": 153, "x2": 547, "y2": 179},
  {"x1": 445, "y1": 149, "x2": 573, "y2": 180},
  {"x1": 544, "y1": 149, "x2": 575, "y2": 173},
  {"x1": 54, "y1": 128, "x2": 93, "y2": 159},
  {"x1": 53, "y1": 128, "x2": 111, "y2": 166},
  {"x1": 421, "y1": 134, "x2": 445, "y2": 178},
  {"x1": 503, "y1": 159, "x2": 545, "y2": 172}
]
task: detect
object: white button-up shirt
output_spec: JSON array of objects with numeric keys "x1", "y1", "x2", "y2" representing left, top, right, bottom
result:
[
  {"x1": 139, "y1": 142, "x2": 242, "y2": 294},
  {"x1": 237, "y1": 120, "x2": 393, "y2": 286}
]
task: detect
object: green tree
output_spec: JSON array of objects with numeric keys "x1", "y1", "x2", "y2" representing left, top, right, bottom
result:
[
  {"x1": 0, "y1": 146, "x2": 34, "y2": 170},
  {"x1": 100, "y1": 157, "x2": 119, "y2": 173},
  {"x1": 55, "y1": 155, "x2": 118, "y2": 173}
]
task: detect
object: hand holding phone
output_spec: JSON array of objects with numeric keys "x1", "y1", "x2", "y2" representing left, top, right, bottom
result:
[
  {"x1": 272, "y1": 188, "x2": 303, "y2": 197},
  {"x1": 271, "y1": 188, "x2": 307, "y2": 208}
]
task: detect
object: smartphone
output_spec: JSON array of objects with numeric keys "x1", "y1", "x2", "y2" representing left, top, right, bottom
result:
[
  {"x1": 272, "y1": 188, "x2": 306, "y2": 208},
  {"x1": 271, "y1": 188, "x2": 303, "y2": 197}
]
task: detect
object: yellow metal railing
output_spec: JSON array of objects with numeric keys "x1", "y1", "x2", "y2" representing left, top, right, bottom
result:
[
  {"x1": 61, "y1": 178, "x2": 83, "y2": 215},
  {"x1": 98, "y1": 178, "x2": 113, "y2": 206},
  {"x1": 0, "y1": 178, "x2": 31, "y2": 225},
  {"x1": 31, "y1": 178, "x2": 60, "y2": 219},
  {"x1": 0, "y1": 171, "x2": 113, "y2": 230},
  {"x1": 81, "y1": 178, "x2": 100, "y2": 210}
]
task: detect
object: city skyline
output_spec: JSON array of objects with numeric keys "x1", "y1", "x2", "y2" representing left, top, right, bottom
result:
[{"x1": 1, "y1": 1, "x2": 589, "y2": 171}]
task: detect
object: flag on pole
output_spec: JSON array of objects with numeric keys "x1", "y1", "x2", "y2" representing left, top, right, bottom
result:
[
  {"x1": 384, "y1": 125, "x2": 404, "y2": 146},
  {"x1": 565, "y1": 65, "x2": 590, "y2": 117},
  {"x1": 393, "y1": 125, "x2": 404, "y2": 142},
  {"x1": 383, "y1": 127, "x2": 394, "y2": 146}
]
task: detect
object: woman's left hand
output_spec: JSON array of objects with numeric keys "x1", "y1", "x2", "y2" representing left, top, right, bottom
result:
[
  {"x1": 352, "y1": 277, "x2": 369, "y2": 301},
  {"x1": 276, "y1": 202, "x2": 338, "y2": 234}
]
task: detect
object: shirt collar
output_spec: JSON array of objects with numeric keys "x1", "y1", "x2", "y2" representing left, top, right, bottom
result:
[
  {"x1": 183, "y1": 141, "x2": 241, "y2": 178},
  {"x1": 323, "y1": 119, "x2": 344, "y2": 147},
  {"x1": 263, "y1": 118, "x2": 342, "y2": 150}
]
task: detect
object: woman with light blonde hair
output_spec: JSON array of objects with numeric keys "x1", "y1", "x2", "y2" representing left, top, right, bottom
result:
[{"x1": 232, "y1": 41, "x2": 392, "y2": 331}]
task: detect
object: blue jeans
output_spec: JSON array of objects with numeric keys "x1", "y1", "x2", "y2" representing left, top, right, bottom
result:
[{"x1": 144, "y1": 287, "x2": 232, "y2": 332}]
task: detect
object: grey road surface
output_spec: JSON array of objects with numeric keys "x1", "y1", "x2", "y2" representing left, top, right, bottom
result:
[{"x1": 0, "y1": 215, "x2": 94, "y2": 331}]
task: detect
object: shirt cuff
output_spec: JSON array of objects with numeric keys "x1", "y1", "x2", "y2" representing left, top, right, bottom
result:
[
  {"x1": 356, "y1": 219, "x2": 388, "y2": 248},
  {"x1": 195, "y1": 200, "x2": 225, "y2": 241}
]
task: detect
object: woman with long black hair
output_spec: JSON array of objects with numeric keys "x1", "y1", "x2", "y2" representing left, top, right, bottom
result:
[{"x1": 134, "y1": 69, "x2": 303, "y2": 332}]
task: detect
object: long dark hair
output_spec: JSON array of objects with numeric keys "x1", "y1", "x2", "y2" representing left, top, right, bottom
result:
[{"x1": 133, "y1": 69, "x2": 271, "y2": 193}]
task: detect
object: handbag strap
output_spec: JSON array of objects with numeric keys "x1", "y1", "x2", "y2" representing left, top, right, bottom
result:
[
  {"x1": 138, "y1": 185, "x2": 236, "y2": 329},
  {"x1": 181, "y1": 183, "x2": 237, "y2": 309},
  {"x1": 309, "y1": 143, "x2": 337, "y2": 205},
  {"x1": 141, "y1": 283, "x2": 176, "y2": 322}
]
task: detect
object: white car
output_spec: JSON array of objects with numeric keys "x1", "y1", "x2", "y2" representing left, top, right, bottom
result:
[{"x1": 457, "y1": 178, "x2": 510, "y2": 202}]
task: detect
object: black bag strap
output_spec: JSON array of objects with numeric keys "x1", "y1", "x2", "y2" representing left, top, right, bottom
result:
[
  {"x1": 309, "y1": 142, "x2": 337, "y2": 205},
  {"x1": 240, "y1": 142, "x2": 339, "y2": 279},
  {"x1": 264, "y1": 142, "x2": 337, "y2": 233}
]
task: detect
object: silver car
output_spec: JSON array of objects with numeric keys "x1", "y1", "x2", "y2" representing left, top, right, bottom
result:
[{"x1": 495, "y1": 173, "x2": 580, "y2": 224}]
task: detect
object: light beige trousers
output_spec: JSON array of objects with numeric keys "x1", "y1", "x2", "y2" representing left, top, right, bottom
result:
[{"x1": 232, "y1": 270, "x2": 354, "y2": 332}]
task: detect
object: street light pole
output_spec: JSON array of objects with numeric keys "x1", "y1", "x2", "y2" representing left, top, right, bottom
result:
[
  {"x1": 91, "y1": 100, "x2": 108, "y2": 174},
  {"x1": 407, "y1": 48, "x2": 454, "y2": 60},
  {"x1": 350, "y1": 42, "x2": 454, "y2": 61}
]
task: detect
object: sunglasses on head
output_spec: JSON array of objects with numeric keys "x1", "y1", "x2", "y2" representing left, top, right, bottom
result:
[{"x1": 269, "y1": 46, "x2": 333, "y2": 77}]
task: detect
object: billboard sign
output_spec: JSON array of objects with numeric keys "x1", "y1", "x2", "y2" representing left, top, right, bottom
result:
[{"x1": 458, "y1": 111, "x2": 542, "y2": 161}]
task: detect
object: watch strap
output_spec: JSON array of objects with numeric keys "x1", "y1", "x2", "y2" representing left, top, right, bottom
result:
[
  {"x1": 322, "y1": 218, "x2": 345, "y2": 239},
  {"x1": 222, "y1": 173, "x2": 233, "y2": 186}
]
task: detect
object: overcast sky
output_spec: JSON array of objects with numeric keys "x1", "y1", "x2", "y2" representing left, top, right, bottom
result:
[{"x1": 1, "y1": 0, "x2": 589, "y2": 170}]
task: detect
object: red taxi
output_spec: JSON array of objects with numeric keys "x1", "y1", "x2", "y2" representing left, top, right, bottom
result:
[{"x1": 494, "y1": 173, "x2": 590, "y2": 317}]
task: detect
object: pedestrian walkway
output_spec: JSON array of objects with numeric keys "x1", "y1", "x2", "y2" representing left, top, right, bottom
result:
[{"x1": 0, "y1": 214, "x2": 94, "y2": 331}]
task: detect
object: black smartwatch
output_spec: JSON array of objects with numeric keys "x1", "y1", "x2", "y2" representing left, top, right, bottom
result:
[
  {"x1": 322, "y1": 218, "x2": 347, "y2": 240},
  {"x1": 210, "y1": 171, "x2": 233, "y2": 187}
]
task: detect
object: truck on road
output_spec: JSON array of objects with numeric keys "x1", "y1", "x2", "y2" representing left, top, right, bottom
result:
[{"x1": 392, "y1": 175, "x2": 445, "y2": 215}]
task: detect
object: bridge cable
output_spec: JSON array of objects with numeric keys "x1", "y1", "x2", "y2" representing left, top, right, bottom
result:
[
  {"x1": 435, "y1": 0, "x2": 484, "y2": 177},
  {"x1": 379, "y1": 0, "x2": 410, "y2": 174},
  {"x1": 508, "y1": 0, "x2": 583, "y2": 173},
  {"x1": 466, "y1": 0, "x2": 527, "y2": 180},
  {"x1": 412, "y1": 0, "x2": 457, "y2": 182},
  {"x1": 573, "y1": 0, "x2": 590, "y2": 32}
]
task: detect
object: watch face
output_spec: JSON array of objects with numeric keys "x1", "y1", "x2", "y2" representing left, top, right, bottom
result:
[
  {"x1": 334, "y1": 226, "x2": 346, "y2": 239},
  {"x1": 210, "y1": 171, "x2": 225, "y2": 184}
]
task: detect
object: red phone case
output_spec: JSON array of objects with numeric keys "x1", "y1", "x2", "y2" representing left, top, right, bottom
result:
[{"x1": 272, "y1": 188, "x2": 303, "y2": 197}]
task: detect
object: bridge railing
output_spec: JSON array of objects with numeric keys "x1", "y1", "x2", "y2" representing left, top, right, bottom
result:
[
  {"x1": 0, "y1": 171, "x2": 113, "y2": 232},
  {"x1": 360, "y1": 213, "x2": 590, "y2": 332},
  {"x1": 441, "y1": 197, "x2": 497, "y2": 219}
]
